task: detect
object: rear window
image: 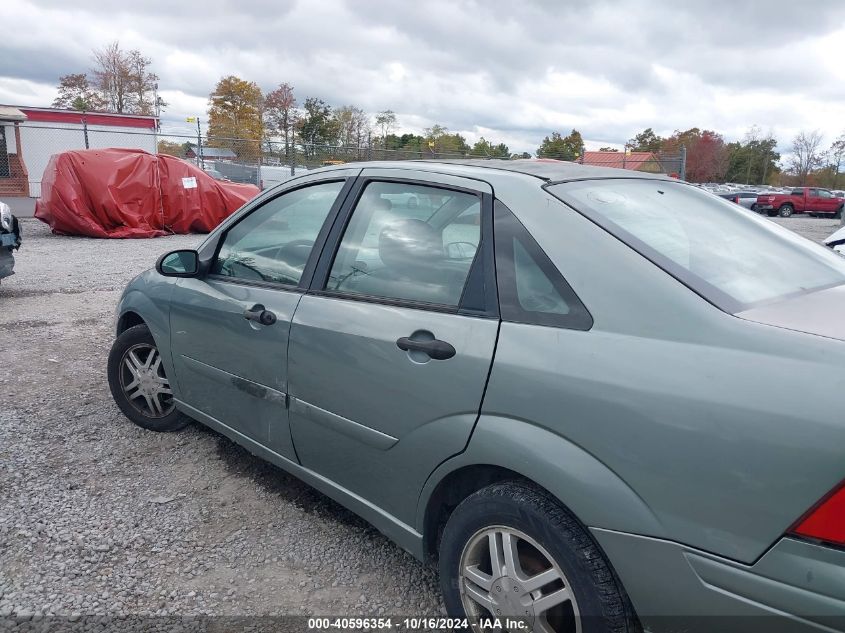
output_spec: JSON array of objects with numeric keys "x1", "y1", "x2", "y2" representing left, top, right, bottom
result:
[{"x1": 548, "y1": 179, "x2": 845, "y2": 312}]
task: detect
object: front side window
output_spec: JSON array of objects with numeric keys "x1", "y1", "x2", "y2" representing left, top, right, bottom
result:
[
  {"x1": 326, "y1": 181, "x2": 481, "y2": 306},
  {"x1": 212, "y1": 181, "x2": 344, "y2": 285},
  {"x1": 549, "y1": 179, "x2": 845, "y2": 311},
  {"x1": 818, "y1": 189, "x2": 833, "y2": 199}
]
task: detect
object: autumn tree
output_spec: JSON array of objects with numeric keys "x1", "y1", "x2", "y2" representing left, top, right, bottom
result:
[
  {"x1": 207, "y1": 75, "x2": 264, "y2": 160},
  {"x1": 789, "y1": 130, "x2": 824, "y2": 186},
  {"x1": 52, "y1": 73, "x2": 104, "y2": 111},
  {"x1": 536, "y1": 130, "x2": 584, "y2": 161},
  {"x1": 471, "y1": 137, "x2": 509, "y2": 157},
  {"x1": 628, "y1": 128, "x2": 664, "y2": 152},
  {"x1": 333, "y1": 105, "x2": 369, "y2": 147},
  {"x1": 157, "y1": 140, "x2": 190, "y2": 157},
  {"x1": 264, "y1": 83, "x2": 297, "y2": 162},
  {"x1": 662, "y1": 128, "x2": 729, "y2": 182}
]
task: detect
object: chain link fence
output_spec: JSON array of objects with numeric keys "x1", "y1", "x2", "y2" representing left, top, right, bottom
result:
[{"x1": 5, "y1": 123, "x2": 686, "y2": 198}]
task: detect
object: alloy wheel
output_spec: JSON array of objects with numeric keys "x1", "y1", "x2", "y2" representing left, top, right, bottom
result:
[
  {"x1": 119, "y1": 343, "x2": 175, "y2": 418},
  {"x1": 459, "y1": 526, "x2": 580, "y2": 633}
]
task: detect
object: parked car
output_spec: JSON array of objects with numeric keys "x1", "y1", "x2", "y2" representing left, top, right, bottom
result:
[
  {"x1": 825, "y1": 224, "x2": 845, "y2": 255},
  {"x1": 717, "y1": 190, "x2": 759, "y2": 210},
  {"x1": 108, "y1": 160, "x2": 845, "y2": 633},
  {"x1": 756, "y1": 187, "x2": 844, "y2": 218},
  {"x1": 202, "y1": 167, "x2": 230, "y2": 182},
  {"x1": 0, "y1": 201, "x2": 21, "y2": 284}
]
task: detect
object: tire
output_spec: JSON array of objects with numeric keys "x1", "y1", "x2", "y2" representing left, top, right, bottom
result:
[
  {"x1": 107, "y1": 324, "x2": 189, "y2": 432},
  {"x1": 439, "y1": 481, "x2": 638, "y2": 633},
  {"x1": 778, "y1": 204, "x2": 793, "y2": 218},
  {"x1": 750, "y1": 203, "x2": 758, "y2": 212},
  {"x1": 835, "y1": 205, "x2": 843, "y2": 220}
]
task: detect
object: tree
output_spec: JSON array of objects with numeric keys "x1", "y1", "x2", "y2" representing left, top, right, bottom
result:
[
  {"x1": 374, "y1": 110, "x2": 397, "y2": 147},
  {"x1": 724, "y1": 128, "x2": 780, "y2": 185},
  {"x1": 662, "y1": 128, "x2": 729, "y2": 182},
  {"x1": 333, "y1": 105, "x2": 369, "y2": 147},
  {"x1": 628, "y1": 128, "x2": 664, "y2": 152},
  {"x1": 424, "y1": 125, "x2": 469, "y2": 155},
  {"x1": 90, "y1": 41, "x2": 161, "y2": 114},
  {"x1": 126, "y1": 49, "x2": 160, "y2": 116},
  {"x1": 298, "y1": 97, "x2": 338, "y2": 150},
  {"x1": 52, "y1": 73, "x2": 103, "y2": 111},
  {"x1": 157, "y1": 140, "x2": 188, "y2": 157},
  {"x1": 789, "y1": 130, "x2": 824, "y2": 186},
  {"x1": 471, "y1": 137, "x2": 509, "y2": 157},
  {"x1": 828, "y1": 132, "x2": 845, "y2": 189},
  {"x1": 598, "y1": 146, "x2": 619, "y2": 152},
  {"x1": 207, "y1": 75, "x2": 264, "y2": 160},
  {"x1": 264, "y1": 83, "x2": 297, "y2": 162},
  {"x1": 536, "y1": 130, "x2": 584, "y2": 161},
  {"x1": 92, "y1": 41, "x2": 133, "y2": 113}
]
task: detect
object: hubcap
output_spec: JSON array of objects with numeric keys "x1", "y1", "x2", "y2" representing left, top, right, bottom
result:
[
  {"x1": 459, "y1": 526, "x2": 580, "y2": 633},
  {"x1": 119, "y1": 343, "x2": 174, "y2": 418}
]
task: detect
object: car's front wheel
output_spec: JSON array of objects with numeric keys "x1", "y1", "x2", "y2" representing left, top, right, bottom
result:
[
  {"x1": 439, "y1": 482, "x2": 638, "y2": 633},
  {"x1": 107, "y1": 324, "x2": 189, "y2": 432}
]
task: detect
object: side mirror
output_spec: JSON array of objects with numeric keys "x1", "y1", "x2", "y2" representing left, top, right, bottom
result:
[{"x1": 156, "y1": 249, "x2": 200, "y2": 277}]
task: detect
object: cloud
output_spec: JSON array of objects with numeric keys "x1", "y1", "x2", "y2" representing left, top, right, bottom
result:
[{"x1": 3, "y1": 0, "x2": 845, "y2": 154}]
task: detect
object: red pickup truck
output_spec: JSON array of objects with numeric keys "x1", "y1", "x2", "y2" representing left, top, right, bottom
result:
[{"x1": 756, "y1": 187, "x2": 844, "y2": 218}]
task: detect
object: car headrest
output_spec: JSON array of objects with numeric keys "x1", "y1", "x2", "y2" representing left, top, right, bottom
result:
[{"x1": 378, "y1": 219, "x2": 443, "y2": 275}]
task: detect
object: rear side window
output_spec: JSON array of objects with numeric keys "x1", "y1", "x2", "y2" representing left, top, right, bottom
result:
[
  {"x1": 326, "y1": 181, "x2": 481, "y2": 307},
  {"x1": 494, "y1": 201, "x2": 592, "y2": 330},
  {"x1": 549, "y1": 179, "x2": 845, "y2": 312}
]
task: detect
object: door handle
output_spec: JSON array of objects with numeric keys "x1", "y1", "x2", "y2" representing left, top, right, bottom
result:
[
  {"x1": 243, "y1": 304, "x2": 277, "y2": 326},
  {"x1": 396, "y1": 336, "x2": 456, "y2": 360}
]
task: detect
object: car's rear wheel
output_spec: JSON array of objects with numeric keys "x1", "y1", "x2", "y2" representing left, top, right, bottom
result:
[
  {"x1": 778, "y1": 204, "x2": 793, "y2": 217},
  {"x1": 439, "y1": 482, "x2": 638, "y2": 633},
  {"x1": 107, "y1": 324, "x2": 189, "y2": 432}
]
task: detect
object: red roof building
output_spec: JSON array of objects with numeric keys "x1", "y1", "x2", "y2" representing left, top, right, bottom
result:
[
  {"x1": 581, "y1": 150, "x2": 662, "y2": 172},
  {"x1": 0, "y1": 105, "x2": 158, "y2": 197}
]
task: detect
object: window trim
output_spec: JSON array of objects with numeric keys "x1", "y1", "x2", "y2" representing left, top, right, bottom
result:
[
  {"x1": 308, "y1": 176, "x2": 499, "y2": 318},
  {"x1": 493, "y1": 200, "x2": 593, "y2": 330},
  {"x1": 204, "y1": 177, "x2": 355, "y2": 291}
]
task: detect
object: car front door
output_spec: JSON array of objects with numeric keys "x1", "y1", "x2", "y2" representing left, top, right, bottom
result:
[
  {"x1": 287, "y1": 169, "x2": 500, "y2": 524},
  {"x1": 168, "y1": 172, "x2": 357, "y2": 458},
  {"x1": 814, "y1": 188, "x2": 838, "y2": 214}
]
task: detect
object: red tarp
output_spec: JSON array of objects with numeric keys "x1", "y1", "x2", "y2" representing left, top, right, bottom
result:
[{"x1": 34, "y1": 149, "x2": 259, "y2": 238}]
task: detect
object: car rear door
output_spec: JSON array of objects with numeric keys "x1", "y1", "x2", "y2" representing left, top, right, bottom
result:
[
  {"x1": 286, "y1": 168, "x2": 500, "y2": 524},
  {"x1": 167, "y1": 171, "x2": 358, "y2": 458}
]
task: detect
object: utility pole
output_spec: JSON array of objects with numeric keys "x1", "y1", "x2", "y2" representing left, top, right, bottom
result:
[{"x1": 187, "y1": 117, "x2": 202, "y2": 168}]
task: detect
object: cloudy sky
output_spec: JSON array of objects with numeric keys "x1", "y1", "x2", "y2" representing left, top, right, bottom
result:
[{"x1": 2, "y1": 0, "x2": 845, "y2": 155}]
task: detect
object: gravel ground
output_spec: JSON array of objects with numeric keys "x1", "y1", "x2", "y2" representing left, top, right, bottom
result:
[
  {"x1": 0, "y1": 214, "x2": 840, "y2": 628},
  {"x1": 0, "y1": 220, "x2": 444, "y2": 628}
]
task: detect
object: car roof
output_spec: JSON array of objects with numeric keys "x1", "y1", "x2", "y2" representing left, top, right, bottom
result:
[{"x1": 313, "y1": 158, "x2": 675, "y2": 184}]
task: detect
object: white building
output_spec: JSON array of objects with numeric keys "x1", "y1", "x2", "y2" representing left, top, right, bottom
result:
[{"x1": 0, "y1": 105, "x2": 158, "y2": 197}]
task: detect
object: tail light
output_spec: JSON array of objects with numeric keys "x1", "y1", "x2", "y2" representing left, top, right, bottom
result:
[
  {"x1": 734, "y1": 196, "x2": 740, "y2": 204},
  {"x1": 790, "y1": 480, "x2": 845, "y2": 546}
]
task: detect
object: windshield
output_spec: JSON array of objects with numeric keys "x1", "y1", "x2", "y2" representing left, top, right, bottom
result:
[{"x1": 548, "y1": 179, "x2": 845, "y2": 312}]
